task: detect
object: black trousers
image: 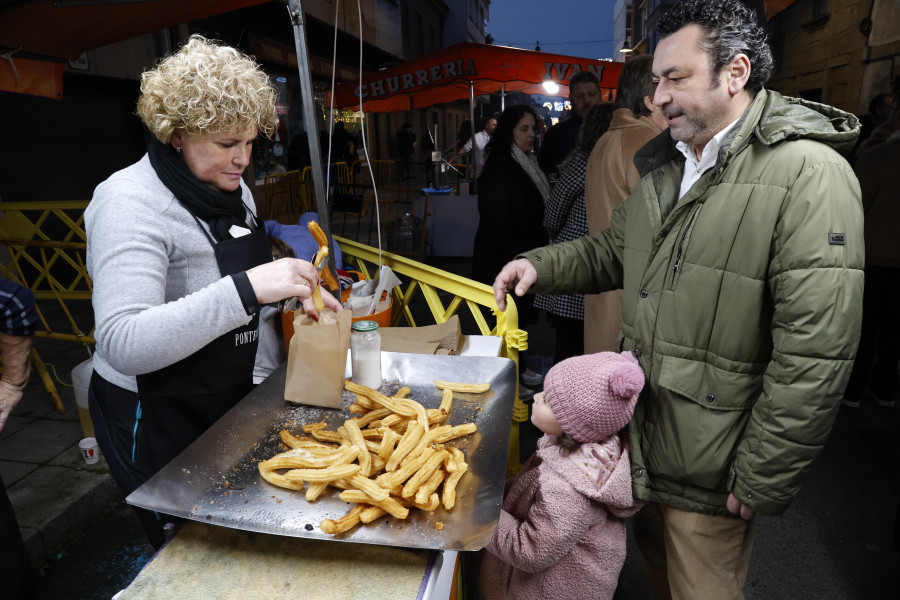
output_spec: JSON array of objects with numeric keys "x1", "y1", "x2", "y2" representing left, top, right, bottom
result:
[
  {"x1": 844, "y1": 266, "x2": 900, "y2": 402},
  {"x1": 0, "y1": 474, "x2": 36, "y2": 600},
  {"x1": 398, "y1": 154, "x2": 412, "y2": 179},
  {"x1": 550, "y1": 314, "x2": 584, "y2": 365},
  {"x1": 88, "y1": 372, "x2": 182, "y2": 550}
]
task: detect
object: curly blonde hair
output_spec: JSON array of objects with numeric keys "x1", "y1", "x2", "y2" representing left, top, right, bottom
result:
[{"x1": 137, "y1": 35, "x2": 278, "y2": 143}]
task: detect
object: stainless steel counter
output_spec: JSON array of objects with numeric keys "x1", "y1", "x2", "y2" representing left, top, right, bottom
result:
[{"x1": 127, "y1": 352, "x2": 516, "y2": 551}]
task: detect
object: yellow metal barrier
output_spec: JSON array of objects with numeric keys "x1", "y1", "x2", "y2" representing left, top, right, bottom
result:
[
  {"x1": 0, "y1": 201, "x2": 529, "y2": 475},
  {"x1": 350, "y1": 158, "x2": 394, "y2": 186},
  {"x1": 331, "y1": 186, "x2": 431, "y2": 261},
  {"x1": 0, "y1": 201, "x2": 96, "y2": 413},
  {"x1": 337, "y1": 236, "x2": 529, "y2": 477},
  {"x1": 264, "y1": 170, "x2": 315, "y2": 225}
]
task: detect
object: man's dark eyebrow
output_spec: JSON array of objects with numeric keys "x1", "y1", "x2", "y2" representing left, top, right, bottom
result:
[{"x1": 658, "y1": 67, "x2": 678, "y2": 78}]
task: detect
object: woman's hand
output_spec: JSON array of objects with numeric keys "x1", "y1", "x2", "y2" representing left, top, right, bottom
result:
[{"x1": 245, "y1": 258, "x2": 343, "y2": 317}]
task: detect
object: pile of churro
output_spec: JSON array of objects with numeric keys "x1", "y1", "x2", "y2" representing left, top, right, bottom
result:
[{"x1": 258, "y1": 379, "x2": 487, "y2": 534}]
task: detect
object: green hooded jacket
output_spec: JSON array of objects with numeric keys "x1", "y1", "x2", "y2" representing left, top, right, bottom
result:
[{"x1": 520, "y1": 89, "x2": 864, "y2": 516}]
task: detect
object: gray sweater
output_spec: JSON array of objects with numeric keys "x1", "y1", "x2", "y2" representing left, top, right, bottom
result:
[{"x1": 86, "y1": 155, "x2": 260, "y2": 392}]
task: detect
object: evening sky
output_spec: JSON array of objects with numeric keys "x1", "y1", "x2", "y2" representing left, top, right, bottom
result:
[{"x1": 486, "y1": 0, "x2": 618, "y2": 61}]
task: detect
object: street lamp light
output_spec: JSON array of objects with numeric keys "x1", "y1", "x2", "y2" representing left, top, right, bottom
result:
[{"x1": 620, "y1": 42, "x2": 633, "y2": 55}]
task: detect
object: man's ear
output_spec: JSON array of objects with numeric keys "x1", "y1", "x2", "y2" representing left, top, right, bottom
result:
[
  {"x1": 643, "y1": 96, "x2": 655, "y2": 113},
  {"x1": 725, "y1": 53, "x2": 752, "y2": 96}
]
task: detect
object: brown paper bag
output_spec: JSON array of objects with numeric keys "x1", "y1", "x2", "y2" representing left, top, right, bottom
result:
[
  {"x1": 284, "y1": 307, "x2": 351, "y2": 408},
  {"x1": 378, "y1": 315, "x2": 463, "y2": 355}
]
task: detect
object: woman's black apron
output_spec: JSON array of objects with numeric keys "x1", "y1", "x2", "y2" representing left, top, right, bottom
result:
[{"x1": 133, "y1": 213, "x2": 271, "y2": 474}]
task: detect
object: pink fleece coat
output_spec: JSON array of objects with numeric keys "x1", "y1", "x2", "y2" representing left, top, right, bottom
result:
[{"x1": 478, "y1": 434, "x2": 641, "y2": 600}]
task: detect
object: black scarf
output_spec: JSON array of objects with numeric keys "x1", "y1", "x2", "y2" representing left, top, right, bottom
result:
[{"x1": 147, "y1": 138, "x2": 249, "y2": 242}]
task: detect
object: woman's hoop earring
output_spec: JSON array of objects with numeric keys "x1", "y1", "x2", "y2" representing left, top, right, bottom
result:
[{"x1": 175, "y1": 147, "x2": 182, "y2": 154}]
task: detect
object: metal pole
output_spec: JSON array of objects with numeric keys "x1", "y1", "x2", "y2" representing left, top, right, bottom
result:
[
  {"x1": 287, "y1": 0, "x2": 338, "y2": 297},
  {"x1": 469, "y1": 81, "x2": 476, "y2": 195},
  {"x1": 501, "y1": 82, "x2": 506, "y2": 112}
]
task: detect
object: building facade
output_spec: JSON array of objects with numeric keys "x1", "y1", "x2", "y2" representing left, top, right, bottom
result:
[
  {"x1": 371, "y1": 0, "x2": 491, "y2": 181},
  {"x1": 443, "y1": 0, "x2": 490, "y2": 46},
  {"x1": 0, "y1": 0, "x2": 406, "y2": 205},
  {"x1": 613, "y1": 0, "x2": 633, "y2": 56},
  {"x1": 623, "y1": 0, "x2": 895, "y2": 119},
  {"x1": 767, "y1": 0, "x2": 898, "y2": 115}
]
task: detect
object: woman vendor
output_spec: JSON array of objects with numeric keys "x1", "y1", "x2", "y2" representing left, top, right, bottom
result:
[{"x1": 85, "y1": 35, "x2": 342, "y2": 549}]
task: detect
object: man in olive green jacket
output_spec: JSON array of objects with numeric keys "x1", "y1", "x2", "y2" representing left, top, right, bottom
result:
[{"x1": 493, "y1": 2, "x2": 863, "y2": 598}]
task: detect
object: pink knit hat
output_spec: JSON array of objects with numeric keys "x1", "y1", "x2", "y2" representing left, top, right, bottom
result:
[{"x1": 543, "y1": 351, "x2": 644, "y2": 443}]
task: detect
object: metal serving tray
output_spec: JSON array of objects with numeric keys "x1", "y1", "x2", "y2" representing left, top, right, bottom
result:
[{"x1": 127, "y1": 352, "x2": 516, "y2": 551}]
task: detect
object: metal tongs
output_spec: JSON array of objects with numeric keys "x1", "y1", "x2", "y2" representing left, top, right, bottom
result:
[{"x1": 279, "y1": 220, "x2": 339, "y2": 314}]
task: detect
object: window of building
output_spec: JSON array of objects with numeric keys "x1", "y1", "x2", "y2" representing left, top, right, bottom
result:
[
  {"x1": 812, "y1": 0, "x2": 828, "y2": 18},
  {"x1": 417, "y1": 14, "x2": 425, "y2": 55},
  {"x1": 625, "y1": 5, "x2": 632, "y2": 42},
  {"x1": 799, "y1": 88, "x2": 823, "y2": 103},
  {"x1": 803, "y1": 0, "x2": 829, "y2": 31},
  {"x1": 771, "y1": 27, "x2": 785, "y2": 73}
]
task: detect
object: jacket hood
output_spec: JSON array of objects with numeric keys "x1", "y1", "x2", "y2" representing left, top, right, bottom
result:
[
  {"x1": 748, "y1": 89, "x2": 860, "y2": 157},
  {"x1": 634, "y1": 89, "x2": 862, "y2": 176},
  {"x1": 536, "y1": 435, "x2": 640, "y2": 517}
]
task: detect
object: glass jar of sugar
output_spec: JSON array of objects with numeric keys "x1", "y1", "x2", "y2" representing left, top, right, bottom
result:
[{"x1": 350, "y1": 320, "x2": 382, "y2": 389}]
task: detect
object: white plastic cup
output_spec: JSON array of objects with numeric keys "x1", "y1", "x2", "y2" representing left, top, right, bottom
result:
[
  {"x1": 71, "y1": 356, "x2": 94, "y2": 439},
  {"x1": 78, "y1": 437, "x2": 100, "y2": 465}
]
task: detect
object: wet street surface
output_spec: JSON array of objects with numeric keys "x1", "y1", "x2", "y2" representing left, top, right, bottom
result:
[{"x1": 35, "y1": 501, "x2": 153, "y2": 600}]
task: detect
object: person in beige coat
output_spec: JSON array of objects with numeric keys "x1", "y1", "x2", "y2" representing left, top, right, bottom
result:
[{"x1": 583, "y1": 54, "x2": 668, "y2": 353}]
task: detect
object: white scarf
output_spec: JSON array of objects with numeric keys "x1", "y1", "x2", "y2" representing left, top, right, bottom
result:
[{"x1": 511, "y1": 144, "x2": 551, "y2": 202}]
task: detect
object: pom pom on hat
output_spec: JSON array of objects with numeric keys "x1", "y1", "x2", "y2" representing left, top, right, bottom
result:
[{"x1": 542, "y1": 351, "x2": 645, "y2": 443}]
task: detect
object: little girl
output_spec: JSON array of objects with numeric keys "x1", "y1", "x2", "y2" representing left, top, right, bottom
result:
[{"x1": 478, "y1": 351, "x2": 644, "y2": 600}]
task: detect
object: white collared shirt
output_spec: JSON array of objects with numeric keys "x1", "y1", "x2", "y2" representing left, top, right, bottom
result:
[
  {"x1": 676, "y1": 117, "x2": 742, "y2": 200},
  {"x1": 463, "y1": 130, "x2": 491, "y2": 178}
]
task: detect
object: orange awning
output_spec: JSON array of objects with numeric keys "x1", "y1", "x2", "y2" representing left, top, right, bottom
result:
[
  {"x1": 0, "y1": 0, "x2": 271, "y2": 61},
  {"x1": 329, "y1": 42, "x2": 623, "y2": 113},
  {"x1": 764, "y1": 0, "x2": 799, "y2": 20},
  {"x1": 0, "y1": 0, "x2": 271, "y2": 99},
  {"x1": 0, "y1": 53, "x2": 63, "y2": 100}
]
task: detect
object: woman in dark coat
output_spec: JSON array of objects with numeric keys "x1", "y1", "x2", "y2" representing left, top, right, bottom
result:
[
  {"x1": 534, "y1": 102, "x2": 615, "y2": 364},
  {"x1": 472, "y1": 105, "x2": 550, "y2": 324}
]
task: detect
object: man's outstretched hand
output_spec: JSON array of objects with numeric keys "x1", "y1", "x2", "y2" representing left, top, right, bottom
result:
[{"x1": 493, "y1": 259, "x2": 538, "y2": 311}]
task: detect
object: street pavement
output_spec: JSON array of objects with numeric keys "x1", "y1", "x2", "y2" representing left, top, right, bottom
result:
[
  {"x1": 0, "y1": 335, "x2": 154, "y2": 600},
  {"x1": 2, "y1": 212, "x2": 899, "y2": 598}
]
